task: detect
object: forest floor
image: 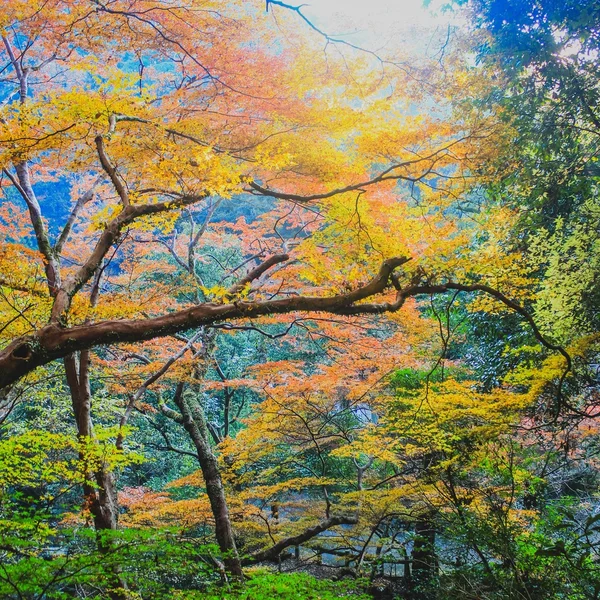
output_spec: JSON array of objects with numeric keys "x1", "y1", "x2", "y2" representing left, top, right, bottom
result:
[{"x1": 262, "y1": 558, "x2": 404, "y2": 598}]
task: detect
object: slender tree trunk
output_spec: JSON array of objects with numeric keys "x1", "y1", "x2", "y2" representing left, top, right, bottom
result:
[
  {"x1": 64, "y1": 353, "x2": 126, "y2": 599},
  {"x1": 174, "y1": 387, "x2": 244, "y2": 579},
  {"x1": 158, "y1": 325, "x2": 244, "y2": 579},
  {"x1": 410, "y1": 513, "x2": 437, "y2": 598}
]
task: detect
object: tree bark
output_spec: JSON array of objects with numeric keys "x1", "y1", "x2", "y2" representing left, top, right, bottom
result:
[
  {"x1": 64, "y1": 353, "x2": 125, "y2": 599},
  {"x1": 174, "y1": 386, "x2": 244, "y2": 580},
  {"x1": 0, "y1": 263, "x2": 570, "y2": 394},
  {"x1": 0, "y1": 257, "x2": 415, "y2": 389},
  {"x1": 410, "y1": 513, "x2": 437, "y2": 597}
]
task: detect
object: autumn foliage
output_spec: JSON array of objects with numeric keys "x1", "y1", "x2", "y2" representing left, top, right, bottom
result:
[{"x1": 0, "y1": 0, "x2": 599, "y2": 599}]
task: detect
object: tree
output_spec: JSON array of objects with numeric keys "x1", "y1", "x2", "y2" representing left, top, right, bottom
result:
[
  {"x1": 465, "y1": 0, "x2": 600, "y2": 340},
  {"x1": 0, "y1": 0, "x2": 516, "y2": 388}
]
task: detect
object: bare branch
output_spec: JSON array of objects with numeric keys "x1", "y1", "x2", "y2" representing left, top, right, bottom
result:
[
  {"x1": 243, "y1": 514, "x2": 358, "y2": 564},
  {"x1": 54, "y1": 176, "x2": 103, "y2": 255},
  {"x1": 246, "y1": 139, "x2": 466, "y2": 203}
]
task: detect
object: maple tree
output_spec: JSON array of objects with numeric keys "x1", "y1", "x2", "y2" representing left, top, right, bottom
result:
[{"x1": 0, "y1": 0, "x2": 523, "y2": 389}]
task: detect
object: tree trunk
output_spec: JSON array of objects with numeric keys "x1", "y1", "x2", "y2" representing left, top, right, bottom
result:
[
  {"x1": 175, "y1": 387, "x2": 244, "y2": 580},
  {"x1": 411, "y1": 513, "x2": 437, "y2": 597},
  {"x1": 64, "y1": 353, "x2": 126, "y2": 599}
]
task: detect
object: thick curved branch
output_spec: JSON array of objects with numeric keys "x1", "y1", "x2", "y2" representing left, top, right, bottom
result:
[
  {"x1": 0, "y1": 259, "x2": 572, "y2": 400},
  {"x1": 0, "y1": 256, "x2": 408, "y2": 387}
]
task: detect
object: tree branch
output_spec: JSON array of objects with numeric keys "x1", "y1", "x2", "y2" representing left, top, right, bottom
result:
[
  {"x1": 54, "y1": 176, "x2": 103, "y2": 255},
  {"x1": 50, "y1": 192, "x2": 208, "y2": 321},
  {"x1": 116, "y1": 333, "x2": 201, "y2": 447},
  {"x1": 243, "y1": 514, "x2": 358, "y2": 564},
  {"x1": 0, "y1": 258, "x2": 571, "y2": 403},
  {"x1": 95, "y1": 135, "x2": 129, "y2": 206},
  {"x1": 246, "y1": 140, "x2": 464, "y2": 203},
  {"x1": 3, "y1": 166, "x2": 61, "y2": 295},
  {"x1": 226, "y1": 253, "x2": 289, "y2": 297}
]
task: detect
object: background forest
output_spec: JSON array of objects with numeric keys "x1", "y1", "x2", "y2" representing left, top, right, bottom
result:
[{"x1": 0, "y1": 0, "x2": 599, "y2": 598}]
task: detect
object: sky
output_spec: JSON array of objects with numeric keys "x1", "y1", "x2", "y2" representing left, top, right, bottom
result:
[{"x1": 285, "y1": 0, "x2": 459, "y2": 49}]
